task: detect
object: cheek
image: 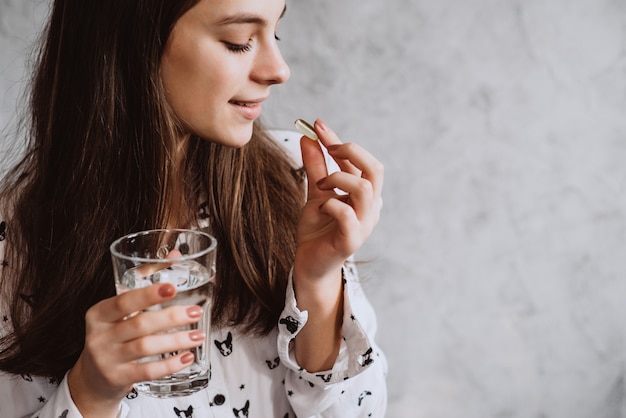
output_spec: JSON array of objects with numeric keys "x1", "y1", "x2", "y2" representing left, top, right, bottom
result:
[
  {"x1": 162, "y1": 47, "x2": 235, "y2": 107},
  {"x1": 161, "y1": 59, "x2": 211, "y2": 126},
  {"x1": 162, "y1": 45, "x2": 201, "y2": 97}
]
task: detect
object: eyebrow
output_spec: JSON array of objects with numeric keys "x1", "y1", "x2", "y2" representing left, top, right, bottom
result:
[{"x1": 216, "y1": 4, "x2": 287, "y2": 26}]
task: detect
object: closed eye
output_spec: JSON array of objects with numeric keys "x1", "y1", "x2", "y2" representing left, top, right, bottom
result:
[{"x1": 223, "y1": 41, "x2": 252, "y2": 53}]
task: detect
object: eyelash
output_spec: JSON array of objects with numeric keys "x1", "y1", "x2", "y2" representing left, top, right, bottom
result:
[
  {"x1": 223, "y1": 35, "x2": 280, "y2": 54},
  {"x1": 225, "y1": 41, "x2": 252, "y2": 53}
]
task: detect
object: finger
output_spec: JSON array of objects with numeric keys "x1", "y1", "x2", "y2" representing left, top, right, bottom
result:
[
  {"x1": 318, "y1": 198, "x2": 363, "y2": 255},
  {"x1": 123, "y1": 351, "x2": 196, "y2": 383},
  {"x1": 131, "y1": 248, "x2": 183, "y2": 277},
  {"x1": 90, "y1": 283, "x2": 177, "y2": 323},
  {"x1": 114, "y1": 304, "x2": 204, "y2": 342},
  {"x1": 313, "y1": 119, "x2": 360, "y2": 176},
  {"x1": 316, "y1": 172, "x2": 376, "y2": 218},
  {"x1": 166, "y1": 249, "x2": 183, "y2": 259},
  {"x1": 300, "y1": 135, "x2": 333, "y2": 201},
  {"x1": 326, "y1": 142, "x2": 384, "y2": 198},
  {"x1": 133, "y1": 261, "x2": 172, "y2": 279},
  {"x1": 118, "y1": 329, "x2": 205, "y2": 362}
]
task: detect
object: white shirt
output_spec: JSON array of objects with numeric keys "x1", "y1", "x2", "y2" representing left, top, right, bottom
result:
[{"x1": 0, "y1": 132, "x2": 388, "y2": 417}]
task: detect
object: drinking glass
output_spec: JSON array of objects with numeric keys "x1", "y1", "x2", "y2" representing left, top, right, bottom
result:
[{"x1": 110, "y1": 229, "x2": 216, "y2": 397}]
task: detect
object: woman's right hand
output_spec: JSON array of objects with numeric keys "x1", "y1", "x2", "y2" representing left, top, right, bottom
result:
[{"x1": 67, "y1": 283, "x2": 204, "y2": 417}]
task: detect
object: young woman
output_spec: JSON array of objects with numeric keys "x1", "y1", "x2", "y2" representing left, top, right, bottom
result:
[{"x1": 0, "y1": 0, "x2": 387, "y2": 416}]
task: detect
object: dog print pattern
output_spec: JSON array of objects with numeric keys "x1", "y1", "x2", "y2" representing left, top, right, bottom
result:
[{"x1": 0, "y1": 212, "x2": 386, "y2": 417}]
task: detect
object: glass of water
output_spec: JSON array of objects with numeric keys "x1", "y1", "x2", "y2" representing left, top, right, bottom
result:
[{"x1": 110, "y1": 229, "x2": 217, "y2": 398}]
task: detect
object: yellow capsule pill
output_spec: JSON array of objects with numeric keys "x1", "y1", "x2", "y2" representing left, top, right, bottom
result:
[{"x1": 294, "y1": 118, "x2": 318, "y2": 141}]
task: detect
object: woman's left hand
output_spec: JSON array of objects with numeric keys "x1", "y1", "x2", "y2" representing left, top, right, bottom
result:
[{"x1": 295, "y1": 119, "x2": 384, "y2": 283}]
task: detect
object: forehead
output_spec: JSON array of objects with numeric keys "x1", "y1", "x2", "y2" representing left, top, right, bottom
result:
[{"x1": 187, "y1": 0, "x2": 286, "y2": 25}]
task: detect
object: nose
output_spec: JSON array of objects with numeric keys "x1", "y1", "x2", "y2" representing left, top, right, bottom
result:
[{"x1": 251, "y1": 39, "x2": 290, "y2": 85}]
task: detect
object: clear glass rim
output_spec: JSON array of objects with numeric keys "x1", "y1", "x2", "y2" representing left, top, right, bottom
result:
[{"x1": 110, "y1": 228, "x2": 217, "y2": 263}]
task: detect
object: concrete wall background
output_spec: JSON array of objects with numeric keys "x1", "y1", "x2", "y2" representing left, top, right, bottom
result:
[{"x1": 2, "y1": 1, "x2": 626, "y2": 417}]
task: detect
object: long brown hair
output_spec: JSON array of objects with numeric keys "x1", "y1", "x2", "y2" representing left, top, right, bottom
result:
[{"x1": 0, "y1": 0, "x2": 304, "y2": 381}]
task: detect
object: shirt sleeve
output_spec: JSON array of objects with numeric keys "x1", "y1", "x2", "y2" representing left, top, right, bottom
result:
[
  {"x1": 0, "y1": 371, "x2": 87, "y2": 418},
  {"x1": 0, "y1": 221, "x2": 127, "y2": 418},
  {"x1": 277, "y1": 260, "x2": 388, "y2": 417}
]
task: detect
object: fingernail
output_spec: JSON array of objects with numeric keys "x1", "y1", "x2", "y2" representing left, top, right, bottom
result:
[
  {"x1": 189, "y1": 330, "x2": 205, "y2": 341},
  {"x1": 315, "y1": 118, "x2": 327, "y2": 131},
  {"x1": 158, "y1": 284, "x2": 175, "y2": 298},
  {"x1": 181, "y1": 352, "x2": 195, "y2": 364},
  {"x1": 186, "y1": 306, "x2": 203, "y2": 318}
]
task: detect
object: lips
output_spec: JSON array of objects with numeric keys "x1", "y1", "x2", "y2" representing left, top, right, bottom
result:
[
  {"x1": 229, "y1": 100, "x2": 257, "y2": 107},
  {"x1": 228, "y1": 97, "x2": 266, "y2": 106},
  {"x1": 229, "y1": 98, "x2": 265, "y2": 120}
]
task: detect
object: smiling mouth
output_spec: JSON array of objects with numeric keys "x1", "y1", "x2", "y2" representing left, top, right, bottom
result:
[{"x1": 229, "y1": 100, "x2": 258, "y2": 107}]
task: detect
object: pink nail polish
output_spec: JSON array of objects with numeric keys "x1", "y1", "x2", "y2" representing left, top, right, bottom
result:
[
  {"x1": 189, "y1": 330, "x2": 205, "y2": 341},
  {"x1": 158, "y1": 284, "x2": 175, "y2": 298},
  {"x1": 181, "y1": 352, "x2": 195, "y2": 364},
  {"x1": 315, "y1": 119, "x2": 328, "y2": 131},
  {"x1": 186, "y1": 306, "x2": 203, "y2": 318}
]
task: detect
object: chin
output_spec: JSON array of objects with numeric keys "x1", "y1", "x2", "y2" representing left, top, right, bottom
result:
[
  {"x1": 227, "y1": 126, "x2": 254, "y2": 148},
  {"x1": 199, "y1": 125, "x2": 254, "y2": 148}
]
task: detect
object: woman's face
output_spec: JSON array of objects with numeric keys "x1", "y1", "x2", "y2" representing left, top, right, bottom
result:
[{"x1": 161, "y1": 0, "x2": 290, "y2": 147}]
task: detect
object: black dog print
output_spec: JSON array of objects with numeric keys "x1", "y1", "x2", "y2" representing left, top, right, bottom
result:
[
  {"x1": 214, "y1": 331, "x2": 233, "y2": 357},
  {"x1": 279, "y1": 316, "x2": 300, "y2": 334},
  {"x1": 316, "y1": 373, "x2": 332, "y2": 383},
  {"x1": 358, "y1": 347, "x2": 374, "y2": 367},
  {"x1": 265, "y1": 356, "x2": 280, "y2": 370},
  {"x1": 125, "y1": 388, "x2": 138, "y2": 399},
  {"x1": 174, "y1": 406, "x2": 194, "y2": 417},
  {"x1": 358, "y1": 390, "x2": 372, "y2": 406},
  {"x1": 197, "y1": 201, "x2": 209, "y2": 220},
  {"x1": 233, "y1": 400, "x2": 250, "y2": 417}
]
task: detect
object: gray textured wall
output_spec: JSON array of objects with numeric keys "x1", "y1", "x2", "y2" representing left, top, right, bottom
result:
[{"x1": 2, "y1": 1, "x2": 626, "y2": 417}]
